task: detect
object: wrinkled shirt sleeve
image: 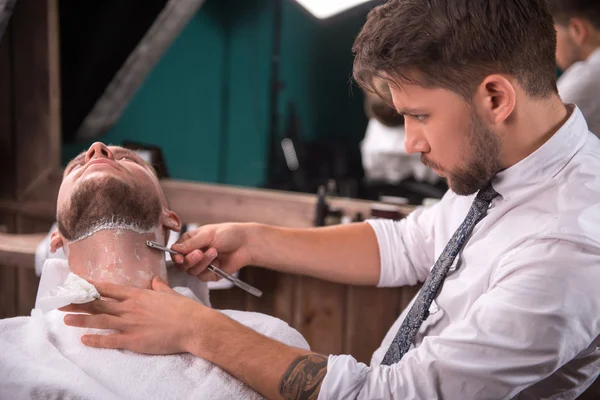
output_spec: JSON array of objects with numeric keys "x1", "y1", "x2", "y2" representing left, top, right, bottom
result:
[
  {"x1": 366, "y1": 203, "x2": 439, "y2": 288},
  {"x1": 318, "y1": 238, "x2": 600, "y2": 399}
]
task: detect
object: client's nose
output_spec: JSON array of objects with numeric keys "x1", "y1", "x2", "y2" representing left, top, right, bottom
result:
[{"x1": 85, "y1": 142, "x2": 114, "y2": 162}]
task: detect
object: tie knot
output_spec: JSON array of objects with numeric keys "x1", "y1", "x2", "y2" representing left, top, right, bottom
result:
[{"x1": 476, "y1": 182, "x2": 499, "y2": 204}]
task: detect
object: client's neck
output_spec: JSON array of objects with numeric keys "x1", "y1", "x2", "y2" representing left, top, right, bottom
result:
[{"x1": 66, "y1": 229, "x2": 168, "y2": 289}]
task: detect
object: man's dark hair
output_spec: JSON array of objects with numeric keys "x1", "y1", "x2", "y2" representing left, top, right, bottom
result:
[
  {"x1": 546, "y1": 0, "x2": 600, "y2": 29},
  {"x1": 353, "y1": 0, "x2": 558, "y2": 101}
]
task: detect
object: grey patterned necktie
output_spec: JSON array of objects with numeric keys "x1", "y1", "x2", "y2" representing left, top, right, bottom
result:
[{"x1": 380, "y1": 182, "x2": 499, "y2": 366}]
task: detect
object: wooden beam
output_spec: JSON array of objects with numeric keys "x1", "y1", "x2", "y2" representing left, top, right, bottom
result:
[
  {"x1": 0, "y1": 232, "x2": 43, "y2": 269},
  {"x1": 0, "y1": 177, "x2": 416, "y2": 227},
  {"x1": 162, "y1": 179, "x2": 414, "y2": 227}
]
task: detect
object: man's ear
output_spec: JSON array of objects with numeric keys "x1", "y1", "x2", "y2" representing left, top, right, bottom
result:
[
  {"x1": 475, "y1": 74, "x2": 516, "y2": 126},
  {"x1": 568, "y1": 17, "x2": 589, "y2": 47},
  {"x1": 50, "y1": 230, "x2": 64, "y2": 253},
  {"x1": 161, "y1": 209, "x2": 182, "y2": 232}
]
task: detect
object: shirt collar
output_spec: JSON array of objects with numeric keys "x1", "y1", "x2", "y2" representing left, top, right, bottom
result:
[
  {"x1": 588, "y1": 48, "x2": 600, "y2": 64},
  {"x1": 492, "y1": 105, "x2": 589, "y2": 200}
]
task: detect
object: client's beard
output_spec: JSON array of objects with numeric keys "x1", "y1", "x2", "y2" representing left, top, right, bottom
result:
[{"x1": 57, "y1": 176, "x2": 162, "y2": 241}]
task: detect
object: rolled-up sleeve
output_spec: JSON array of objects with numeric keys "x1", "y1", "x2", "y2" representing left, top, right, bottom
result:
[
  {"x1": 318, "y1": 238, "x2": 600, "y2": 399},
  {"x1": 366, "y1": 204, "x2": 439, "y2": 288}
]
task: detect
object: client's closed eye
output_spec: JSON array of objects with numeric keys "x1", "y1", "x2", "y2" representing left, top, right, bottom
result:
[
  {"x1": 117, "y1": 156, "x2": 140, "y2": 165},
  {"x1": 70, "y1": 161, "x2": 84, "y2": 171}
]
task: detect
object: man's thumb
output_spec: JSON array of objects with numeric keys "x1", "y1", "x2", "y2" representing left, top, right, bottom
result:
[{"x1": 152, "y1": 276, "x2": 172, "y2": 293}]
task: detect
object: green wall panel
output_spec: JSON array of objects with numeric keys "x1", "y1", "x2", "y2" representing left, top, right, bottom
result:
[
  {"x1": 63, "y1": 0, "x2": 229, "y2": 183},
  {"x1": 62, "y1": 0, "x2": 370, "y2": 188},
  {"x1": 220, "y1": 0, "x2": 274, "y2": 187}
]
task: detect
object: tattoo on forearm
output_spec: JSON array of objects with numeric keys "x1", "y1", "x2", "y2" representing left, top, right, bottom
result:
[{"x1": 279, "y1": 354, "x2": 327, "y2": 400}]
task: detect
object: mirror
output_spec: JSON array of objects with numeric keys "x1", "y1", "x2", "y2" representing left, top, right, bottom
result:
[{"x1": 61, "y1": 0, "x2": 445, "y2": 205}]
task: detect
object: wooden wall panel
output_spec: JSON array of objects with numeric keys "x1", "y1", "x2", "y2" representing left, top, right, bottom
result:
[
  {"x1": 294, "y1": 277, "x2": 345, "y2": 355},
  {"x1": 243, "y1": 267, "x2": 277, "y2": 316},
  {"x1": 270, "y1": 273, "x2": 296, "y2": 324},
  {"x1": 244, "y1": 269, "x2": 297, "y2": 327},
  {"x1": 0, "y1": 214, "x2": 17, "y2": 319},
  {"x1": 345, "y1": 286, "x2": 403, "y2": 363},
  {"x1": 0, "y1": 0, "x2": 61, "y2": 316},
  {"x1": 0, "y1": 24, "x2": 13, "y2": 199},
  {"x1": 15, "y1": 216, "x2": 52, "y2": 316},
  {"x1": 209, "y1": 284, "x2": 246, "y2": 311},
  {"x1": 0, "y1": 11, "x2": 16, "y2": 320},
  {"x1": 12, "y1": 0, "x2": 60, "y2": 200}
]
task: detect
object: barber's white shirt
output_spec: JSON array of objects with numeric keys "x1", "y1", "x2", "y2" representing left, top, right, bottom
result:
[
  {"x1": 558, "y1": 49, "x2": 600, "y2": 137},
  {"x1": 319, "y1": 106, "x2": 600, "y2": 399}
]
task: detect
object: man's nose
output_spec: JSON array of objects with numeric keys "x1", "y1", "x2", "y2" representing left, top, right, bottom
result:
[
  {"x1": 403, "y1": 119, "x2": 430, "y2": 155},
  {"x1": 85, "y1": 142, "x2": 114, "y2": 162}
]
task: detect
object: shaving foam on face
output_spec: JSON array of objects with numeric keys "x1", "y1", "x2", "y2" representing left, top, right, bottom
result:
[
  {"x1": 69, "y1": 218, "x2": 157, "y2": 244},
  {"x1": 36, "y1": 273, "x2": 101, "y2": 313}
]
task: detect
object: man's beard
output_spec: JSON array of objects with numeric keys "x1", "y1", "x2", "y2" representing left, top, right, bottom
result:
[
  {"x1": 57, "y1": 176, "x2": 162, "y2": 241},
  {"x1": 423, "y1": 110, "x2": 501, "y2": 196}
]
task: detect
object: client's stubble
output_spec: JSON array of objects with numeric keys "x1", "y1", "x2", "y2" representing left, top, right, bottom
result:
[{"x1": 57, "y1": 176, "x2": 162, "y2": 241}]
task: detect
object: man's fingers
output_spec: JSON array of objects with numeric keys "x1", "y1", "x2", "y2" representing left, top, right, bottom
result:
[
  {"x1": 59, "y1": 304, "x2": 88, "y2": 313},
  {"x1": 181, "y1": 250, "x2": 206, "y2": 271},
  {"x1": 64, "y1": 313, "x2": 123, "y2": 330},
  {"x1": 172, "y1": 229, "x2": 213, "y2": 253},
  {"x1": 151, "y1": 276, "x2": 175, "y2": 293},
  {"x1": 186, "y1": 249, "x2": 218, "y2": 275},
  {"x1": 197, "y1": 269, "x2": 220, "y2": 282},
  {"x1": 59, "y1": 299, "x2": 122, "y2": 315},
  {"x1": 81, "y1": 333, "x2": 127, "y2": 350},
  {"x1": 91, "y1": 280, "x2": 138, "y2": 301}
]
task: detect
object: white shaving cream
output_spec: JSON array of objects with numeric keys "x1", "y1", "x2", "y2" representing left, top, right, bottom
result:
[{"x1": 69, "y1": 217, "x2": 156, "y2": 243}]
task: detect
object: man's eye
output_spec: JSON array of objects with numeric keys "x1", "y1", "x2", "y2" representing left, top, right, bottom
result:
[
  {"x1": 416, "y1": 115, "x2": 427, "y2": 122},
  {"x1": 119, "y1": 157, "x2": 134, "y2": 162}
]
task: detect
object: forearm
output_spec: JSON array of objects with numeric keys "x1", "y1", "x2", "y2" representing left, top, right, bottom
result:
[
  {"x1": 188, "y1": 307, "x2": 327, "y2": 400},
  {"x1": 248, "y1": 222, "x2": 381, "y2": 286}
]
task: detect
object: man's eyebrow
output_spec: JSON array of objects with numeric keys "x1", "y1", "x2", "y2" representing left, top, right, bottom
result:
[{"x1": 396, "y1": 107, "x2": 425, "y2": 115}]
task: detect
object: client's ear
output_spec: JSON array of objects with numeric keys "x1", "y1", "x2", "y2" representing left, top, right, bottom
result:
[
  {"x1": 50, "y1": 230, "x2": 64, "y2": 253},
  {"x1": 161, "y1": 209, "x2": 182, "y2": 232}
]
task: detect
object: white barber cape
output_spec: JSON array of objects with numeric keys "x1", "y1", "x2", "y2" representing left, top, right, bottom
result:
[
  {"x1": 558, "y1": 48, "x2": 600, "y2": 137},
  {"x1": 0, "y1": 260, "x2": 309, "y2": 400},
  {"x1": 320, "y1": 105, "x2": 600, "y2": 399}
]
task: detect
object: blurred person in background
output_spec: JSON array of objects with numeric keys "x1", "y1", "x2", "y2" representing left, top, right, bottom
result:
[
  {"x1": 361, "y1": 79, "x2": 441, "y2": 202},
  {"x1": 548, "y1": 0, "x2": 600, "y2": 136}
]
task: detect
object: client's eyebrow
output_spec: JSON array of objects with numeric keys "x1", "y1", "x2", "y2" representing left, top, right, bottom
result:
[
  {"x1": 64, "y1": 152, "x2": 86, "y2": 175},
  {"x1": 112, "y1": 148, "x2": 144, "y2": 164},
  {"x1": 64, "y1": 148, "x2": 155, "y2": 176},
  {"x1": 112, "y1": 148, "x2": 157, "y2": 175}
]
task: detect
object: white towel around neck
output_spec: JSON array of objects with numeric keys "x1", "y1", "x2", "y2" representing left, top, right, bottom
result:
[{"x1": 0, "y1": 261, "x2": 310, "y2": 399}]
